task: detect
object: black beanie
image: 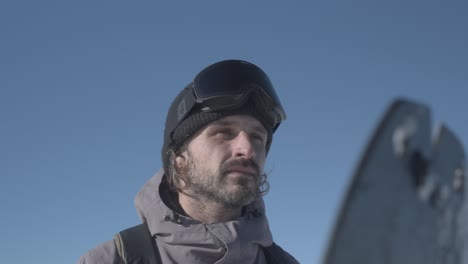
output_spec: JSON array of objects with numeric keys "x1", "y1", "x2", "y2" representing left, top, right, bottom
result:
[{"x1": 161, "y1": 84, "x2": 275, "y2": 173}]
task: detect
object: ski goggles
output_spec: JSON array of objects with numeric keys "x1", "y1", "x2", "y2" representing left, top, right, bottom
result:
[{"x1": 176, "y1": 60, "x2": 286, "y2": 131}]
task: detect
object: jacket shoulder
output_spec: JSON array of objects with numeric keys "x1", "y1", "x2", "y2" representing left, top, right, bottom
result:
[
  {"x1": 78, "y1": 239, "x2": 120, "y2": 264},
  {"x1": 263, "y1": 242, "x2": 300, "y2": 264}
]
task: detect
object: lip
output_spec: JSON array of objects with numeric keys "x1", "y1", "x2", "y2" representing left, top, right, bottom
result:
[{"x1": 225, "y1": 166, "x2": 258, "y2": 175}]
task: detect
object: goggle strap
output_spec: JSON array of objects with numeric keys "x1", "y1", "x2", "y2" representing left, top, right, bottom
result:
[{"x1": 166, "y1": 84, "x2": 198, "y2": 146}]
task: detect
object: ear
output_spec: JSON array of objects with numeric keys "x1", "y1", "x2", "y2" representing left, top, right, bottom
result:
[{"x1": 175, "y1": 152, "x2": 187, "y2": 169}]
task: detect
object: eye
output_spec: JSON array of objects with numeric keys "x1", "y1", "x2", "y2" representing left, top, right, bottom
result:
[
  {"x1": 214, "y1": 128, "x2": 235, "y2": 138},
  {"x1": 251, "y1": 133, "x2": 266, "y2": 145}
]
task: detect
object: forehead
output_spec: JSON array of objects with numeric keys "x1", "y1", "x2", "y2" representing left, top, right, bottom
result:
[{"x1": 207, "y1": 115, "x2": 267, "y2": 133}]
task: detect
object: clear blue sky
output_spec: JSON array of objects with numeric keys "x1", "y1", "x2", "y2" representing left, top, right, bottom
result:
[{"x1": 1, "y1": 1, "x2": 467, "y2": 263}]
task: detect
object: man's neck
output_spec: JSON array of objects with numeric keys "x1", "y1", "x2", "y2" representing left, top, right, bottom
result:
[{"x1": 178, "y1": 192, "x2": 242, "y2": 224}]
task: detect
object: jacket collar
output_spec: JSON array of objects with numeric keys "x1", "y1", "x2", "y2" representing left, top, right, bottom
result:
[{"x1": 134, "y1": 169, "x2": 273, "y2": 262}]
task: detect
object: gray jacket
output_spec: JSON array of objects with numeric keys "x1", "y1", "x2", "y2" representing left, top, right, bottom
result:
[{"x1": 78, "y1": 170, "x2": 295, "y2": 264}]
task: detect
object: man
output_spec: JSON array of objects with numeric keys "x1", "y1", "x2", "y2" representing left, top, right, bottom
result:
[{"x1": 79, "y1": 60, "x2": 299, "y2": 263}]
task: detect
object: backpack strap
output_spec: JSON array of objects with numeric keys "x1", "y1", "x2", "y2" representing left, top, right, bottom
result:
[
  {"x1": 114, "y1": 223, "x2": 162, "y2": 264},
  {"x1": 263, "y1": 242, "x2": 300, "y2": 264}
]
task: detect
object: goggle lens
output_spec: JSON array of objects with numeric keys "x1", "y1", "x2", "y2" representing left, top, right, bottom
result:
[{"x1": 193, "y1": 60, "x2": 286, "y2": 124}]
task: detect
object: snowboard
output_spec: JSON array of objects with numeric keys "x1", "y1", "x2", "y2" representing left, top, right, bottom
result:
[{"x1": 323, "y1": 98, "x2": 466, "y2": 264}]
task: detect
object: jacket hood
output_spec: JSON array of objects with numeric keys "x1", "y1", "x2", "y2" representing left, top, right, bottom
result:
[{"x1": 134, "y1": 169, "x2": 274, "y2": 263}]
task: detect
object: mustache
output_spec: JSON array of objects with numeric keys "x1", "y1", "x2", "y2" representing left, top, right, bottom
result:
[{"x1": 220, "y1": 158, "x2": 260, "y2": 176}]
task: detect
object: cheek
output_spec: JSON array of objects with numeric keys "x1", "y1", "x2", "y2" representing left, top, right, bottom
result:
[
  {"x1": 201, "y1": 144, "x2": 224, "y2": 158},
  {"x1": 255, "y1": 148, "x2": 267, "y2": 169},
  {"x1": 190, "y1": 143, "x2": 227, "y2": 167},
  {"x1": 205, "y1": 141, "x2": 231, "y2": 158}
]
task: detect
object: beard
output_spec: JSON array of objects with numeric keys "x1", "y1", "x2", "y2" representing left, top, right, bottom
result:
[{"x1": 182, "y1": 150, "x2": 261, "y2": 208}]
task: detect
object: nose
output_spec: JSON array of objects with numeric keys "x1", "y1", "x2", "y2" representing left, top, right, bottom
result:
[{"x1": 232, "y1": 131, "x2": 256, "y2": 159}]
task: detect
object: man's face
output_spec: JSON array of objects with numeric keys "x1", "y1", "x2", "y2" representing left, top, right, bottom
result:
[{"x1": 177, "y1": 115, "x2": 268, "y2": 208}]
